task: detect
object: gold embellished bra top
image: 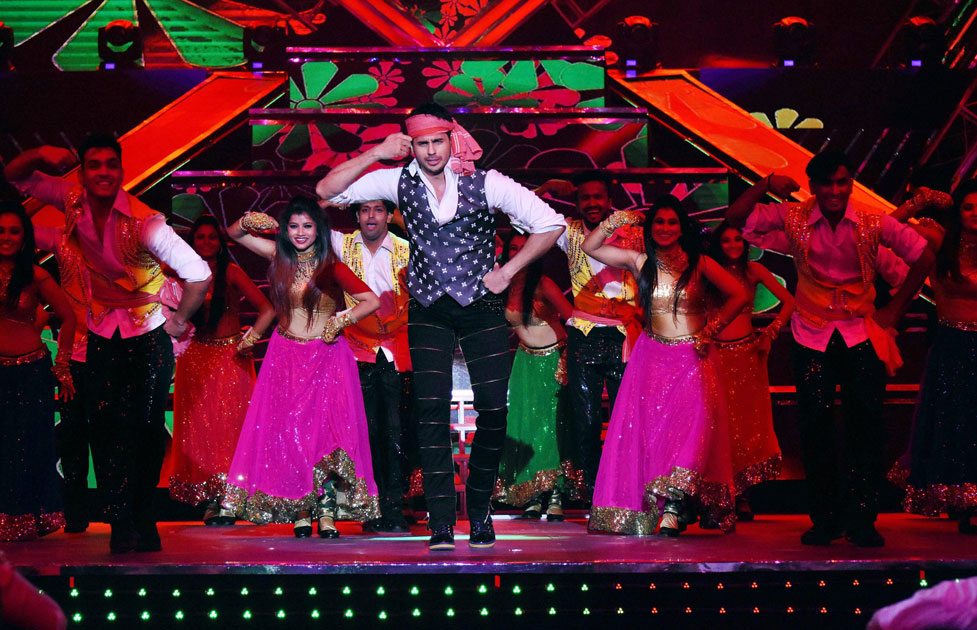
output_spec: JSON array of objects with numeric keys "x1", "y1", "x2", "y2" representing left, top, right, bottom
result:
[
  {"x1": 648, "y1": 267, "x2": 707, "y2": 338},
  {"x1": 283, "y1": 260, "x2": 342, "y2": 337}
]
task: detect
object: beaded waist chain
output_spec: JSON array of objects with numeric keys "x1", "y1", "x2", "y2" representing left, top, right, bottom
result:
[
  {"x1": 0, "y1": 347, "x2": 49, "y2": 366},
  {"x1": 276, "y1": 325, "x2": 323, "y2": 344},
  {"x1": 517, "y1": 341, "x2": 564, "y2": 357},
  {"x1": 647, "y1": 331, "x2": 696, "y2": 346},
  {"x1": 194, "y1": 333, "x2": 243, "y2": 347}
]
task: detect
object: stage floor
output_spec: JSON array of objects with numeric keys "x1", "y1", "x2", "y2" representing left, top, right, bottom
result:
[{"x1": 5, "y1": 513, "x2": 976, "y2": 576}]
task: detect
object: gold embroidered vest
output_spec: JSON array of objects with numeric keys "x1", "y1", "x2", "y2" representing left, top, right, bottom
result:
[
  {"x1": 785, "y1": 198, "x2": 883, "y2": 326},
  {"x1": 340, "y1": 231, "x2": 411, "y2": 370},
  {"x1": 64, "y1": 186, "x2": 166, "y2": 328}
]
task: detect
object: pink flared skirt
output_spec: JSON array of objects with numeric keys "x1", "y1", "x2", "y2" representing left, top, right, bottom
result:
[
  {"x1": 223, "y1": 330, "x2": 379, "y2": 524},
  {"x1": 589, "y1": 333, "x2": 735, "y2": 534}
]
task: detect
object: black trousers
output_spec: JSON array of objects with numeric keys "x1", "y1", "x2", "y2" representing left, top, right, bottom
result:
[
  {"x1": 565, "y1": 326, "x2": 626, "y2": 495},
  {"x1": 408, "y1": 294, "x2": 511, "y2": 528},
  {"x1": 790, "y1": 332, "x2": 886, "y2": 529},
  {"x1": 56, "y1": 360, "x2": 90, "y2": 527},
  {"x1": 86, "y1": 326, "x2": 174, "y2": 531},
  {"x1": 358, "y1": 352, "x2": 409, "y2": 520}
]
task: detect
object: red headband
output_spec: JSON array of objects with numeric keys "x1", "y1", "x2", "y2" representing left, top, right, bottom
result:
[{"x1": 405, "y1": 114, "x2": 483, "y2": 176}]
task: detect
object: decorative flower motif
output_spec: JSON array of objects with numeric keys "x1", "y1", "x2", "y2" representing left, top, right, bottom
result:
[
  {"x1": 368, "y1": 62, "x2": 406, "y2": 92},
  {"x1": 751, "y1": 108, "x2": 823, "y2": 130},
  {"x1": 289, "y1": 61, "x2": 380, "y2": 109},
  {"x1": 301, "y1": 123, "x2": 403, "y2": 171},
  {"x1": 423, "y1": 60, "x2": 463, "y2": 89}
]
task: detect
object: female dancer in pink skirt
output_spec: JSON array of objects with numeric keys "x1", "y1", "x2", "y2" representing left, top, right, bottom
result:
[
  {"x1": 223, "y1": 197, "x2": 380, "y2": 538},
  {"x1": 581, "y1": 196, "x2": 748, "y2": 536}
]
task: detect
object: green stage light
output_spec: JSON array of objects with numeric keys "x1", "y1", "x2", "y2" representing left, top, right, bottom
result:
[
  {"x1": 107, "y1": 612, "x2": 116, "y2": 621},
  {"x1": 242, "y1": 610, "x2": 252, "y2": 619},
  {"x1": 138, "y1": 588, "x2": 147, "y2": 597},
  {"x1": 342, "y1": 586, "x2": 351, "y2": 595},
  {"x1": 175, "y1": 610, "x2": 184, "y2": 620},
  {"x1": 410, "y1": 586, "x2": 420, "y2": 595},
  {"x1": 480, "y1": 608, "x2": 489, "y2": 616},
  {"x1": 104, "y1": 589, "x2": 113, "y2": 598},
  {"x1": 209, "y1": 610, "x2": 218, "y2": 619},
  {"x1": 580, "y1": 584, "x2": 588, "y2": 591},
  {"x1": 276, "y1": 609, "x2": 286, "y2": 619},
  {"x1": 140, "y1": 611, "x2": 150, "y2": 621},
  {"x1": 549, "y1": 607, "x2": 557, "y2": 615},
  {"x1": 583, "y1": 608, "x2": 591, "y2": 615},
  {"x1": 274, "y1": 587, "x2": 283, "y2": 596},
  {"x1": 376, "y1": 586, "x2": 385, "y2": 596},
  {"x1": 241, "y1": 587, "x2": 249, "y2": 596},
  {"x1": 512, "y1": 585, "x2": 521, "y2": 594},
  {"x1": 378, "y1": 611, "x2": 387, "y2": 620},
  {"x1": 546, "y1": 583, "x2": 555, "y2": 592},
  {"x1": 206, "y1": 588, "x2": 215, "y2": 596},
  {"x1": 344, "y1": 609, "x2": 354, "y2": 618},
  {"x1": 72, "y1": 613, "x2": 82, "y2": 623},
  {"x1": 311, "y1": 610, "x2": 320, "y2": 618},
  {"x1": 446, "y1": 608, "x2": 455, "y2": 617},
  {"x1": 412, "y1": 609, "x2": 421, "y2": 617},
  {"x1": 478, "y1": 584, "x2": 487, "y2": 594},
  {"x1": 514, "y1": 608, "x2": 523, "y2": 616},
  {"x1": 444, "y1": 586, "x2": 453, "y2": 596},
  {"x1": 308, "y1": 587, "x2": 317, "y2": 596},
  {"x1": 70, "y1": 589, "x2": 79, "y2": 597},
  {"x1": 172, "y1": 589, "x2": 181, "y2": 597}
]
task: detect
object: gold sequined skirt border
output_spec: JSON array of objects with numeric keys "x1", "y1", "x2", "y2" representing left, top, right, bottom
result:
[
  {"x1": 647, "y1": 466, "x2": 736, "y2": 532},
  {"x1": 588, "y1": 505, "x2": 659, "y2": 535},
  {"x1": 168, "y1": 473, "x2": 228, "y2": 506},
  {"x1": 494, "y1": 460, "x2": 585, "y2": 507},
  {"x1": 0, "y1": 347, "x2": 48, "y2": 366},
  {"x1": 900, "y1": 481, "x2": 977, "y2": 517},
  {"x1": 713, "y1": 333, "x2": 759, "y2": 351},
  {"x1": 733, "y1": 455, "x2": 782, "y2": 496},
  {"x1": 275, "y1": 325, "x2": 322, "y2": 344},
  {"x1": 223, "y1": 448, "x2": 380, "y2": 524},
  {"x1": 0, "y1": 511, "x2": 65, "y2": 542}
]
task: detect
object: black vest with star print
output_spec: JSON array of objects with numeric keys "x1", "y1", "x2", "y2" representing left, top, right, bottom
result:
[{"x1": 397, "y1": 167, "x2": 492, "y2": 306}]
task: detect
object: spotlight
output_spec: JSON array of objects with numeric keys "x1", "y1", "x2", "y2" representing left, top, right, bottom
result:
[
  {"x1": 243, "y1": 26, "x2": 286, "y2": 71},
  {"x1": 900, "y1": 16, "x2": 945, "y2": 68},
  {"x1": 0, "y1": 22, "x2": 13, "y2": 70},
  {"x1": 773, "y1": 16, "x2": 815, "y2": 67},
  {"x1": 613, "y1": 15, "x2": 659, "y2": 76},
  {"x1": 97, "y1": 19, "x2": 141, "y2": 69}
]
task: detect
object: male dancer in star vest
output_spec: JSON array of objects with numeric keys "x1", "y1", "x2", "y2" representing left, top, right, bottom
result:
[
  {"x1": 726, "y1": 150, "x2": 933, "y2": 547},
  {"x1": 331, "y1": 199, "x2": 413, "y2": 533},
  {"x1": 317, "y1": 103, "x2": 565, "y2": 550},
  {"x1": 6, "y1": 134, "x2": 211, "y2": 553}
]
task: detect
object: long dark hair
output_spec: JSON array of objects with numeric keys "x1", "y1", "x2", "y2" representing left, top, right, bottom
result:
[
  {"x1": 502, "y1": 231, "x2": 545, "y2": 325},
  {"x1": 268, "y1": 196, "x2": 334, "y2": 329},
  {"x1": 0, "y1": 201, "x2": 37, "y2": 311},
  {"x1": 936, "y1": 180, "x2": 977, "y2": 282},
  {"x1": 637, "y1": 195, "x2": 703, "y2": 323},
  {"x1": 188, "y1": 215, "x2": 229, "y2": 334}
]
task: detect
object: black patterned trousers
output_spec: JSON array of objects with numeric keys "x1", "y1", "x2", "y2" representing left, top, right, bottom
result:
[
  {"x1": 565, "y1": 326, "x2": 626, "y2": 496},
  {"x1": 791, "y1": 332, "x2": 886, "y2": 530},
  {"x1": 408, "y1": 294, "x2": 511, "y2": 528},
  {"x1": 86, "y1": 326, "x2": 174, "y2": 533}
]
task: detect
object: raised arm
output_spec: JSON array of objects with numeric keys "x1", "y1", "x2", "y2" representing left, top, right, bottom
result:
[
  {"x1": 727, "y1": 174, "x2": 800, "y2": 228},
  {"x1": 580, "y1": 210, "x2": 644, "y2": 275},
  {"x1": 228, "y1": 212, "x2": 278, "y2": 260},
  {"x1": 3, "y1": 146, "x2": 76, "y2": 184},
  {"x1": 315, "y1": 133, "x2": 412, "y2": 201}
]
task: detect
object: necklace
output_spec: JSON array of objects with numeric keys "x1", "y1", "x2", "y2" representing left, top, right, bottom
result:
[{"x1": 655, "y1": 248, "x2": 688, "y2": 276}]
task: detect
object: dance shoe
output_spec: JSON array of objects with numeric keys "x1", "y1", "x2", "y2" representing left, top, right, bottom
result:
[
  {"x1": 469, "y1": 516, "x2": 496, "y2": 548},
  {"x1": 546, "y1": 489, "x2": 565, "y2": 522},
  {"x1": 428, "y1": 524, "x2": 455, "y2": 551},
  {"x1": 800, "y1": 524, "x2": 844, "y2": 546}
]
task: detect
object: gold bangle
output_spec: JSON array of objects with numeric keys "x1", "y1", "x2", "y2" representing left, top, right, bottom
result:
[{"x1": 240, "y1": 212, "x2": 277, "y2": 234}]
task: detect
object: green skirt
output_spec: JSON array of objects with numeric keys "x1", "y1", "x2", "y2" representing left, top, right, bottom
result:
[{"x1": 495, "y1": 343, "x2": 581, "y2": 507}]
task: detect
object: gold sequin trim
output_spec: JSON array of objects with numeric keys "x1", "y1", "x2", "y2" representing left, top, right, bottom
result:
[
  {"x1": 0, "y1": 348, "x2": 48, "y2": 366},
  {"x1": 517, "y1": 341, "x2": 563, "y2": 357},
  {"x1": 194, "y1": 333, "x2": 243, "y2": 347},
  {"x1": 733, "y1": 454, "x2": 782, "y2": 496},
  {"x1": 0, "y1": 511, "x2": 65, "y2": 542},
  {"x1": 168, "y1": 473, "x2": 228, "y2": 506},
  {"x1": 405, "y1": 468, "x2": 424, "y2": 498},
  {"x1": 223, "y1": 448, "x2": 379, "y2": 524},
  {"x1": 938, "y1": 317, "x2": 977, "y2": 332},
  {"x1": 902, "y1": 482, "x2": 977, "y2": 517},
  {"x1": 647, "y1": 466, "x2": 735, "y2": 531},
  {"x1": 647, "y1": 332, "x2": 696, "y2": 346},
  {"x1": 588, "y1": 505, "x2": 659, "y2": 535},
  {"x1": 494, "y1": 460, "x2": 582, "y2": 507}
]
